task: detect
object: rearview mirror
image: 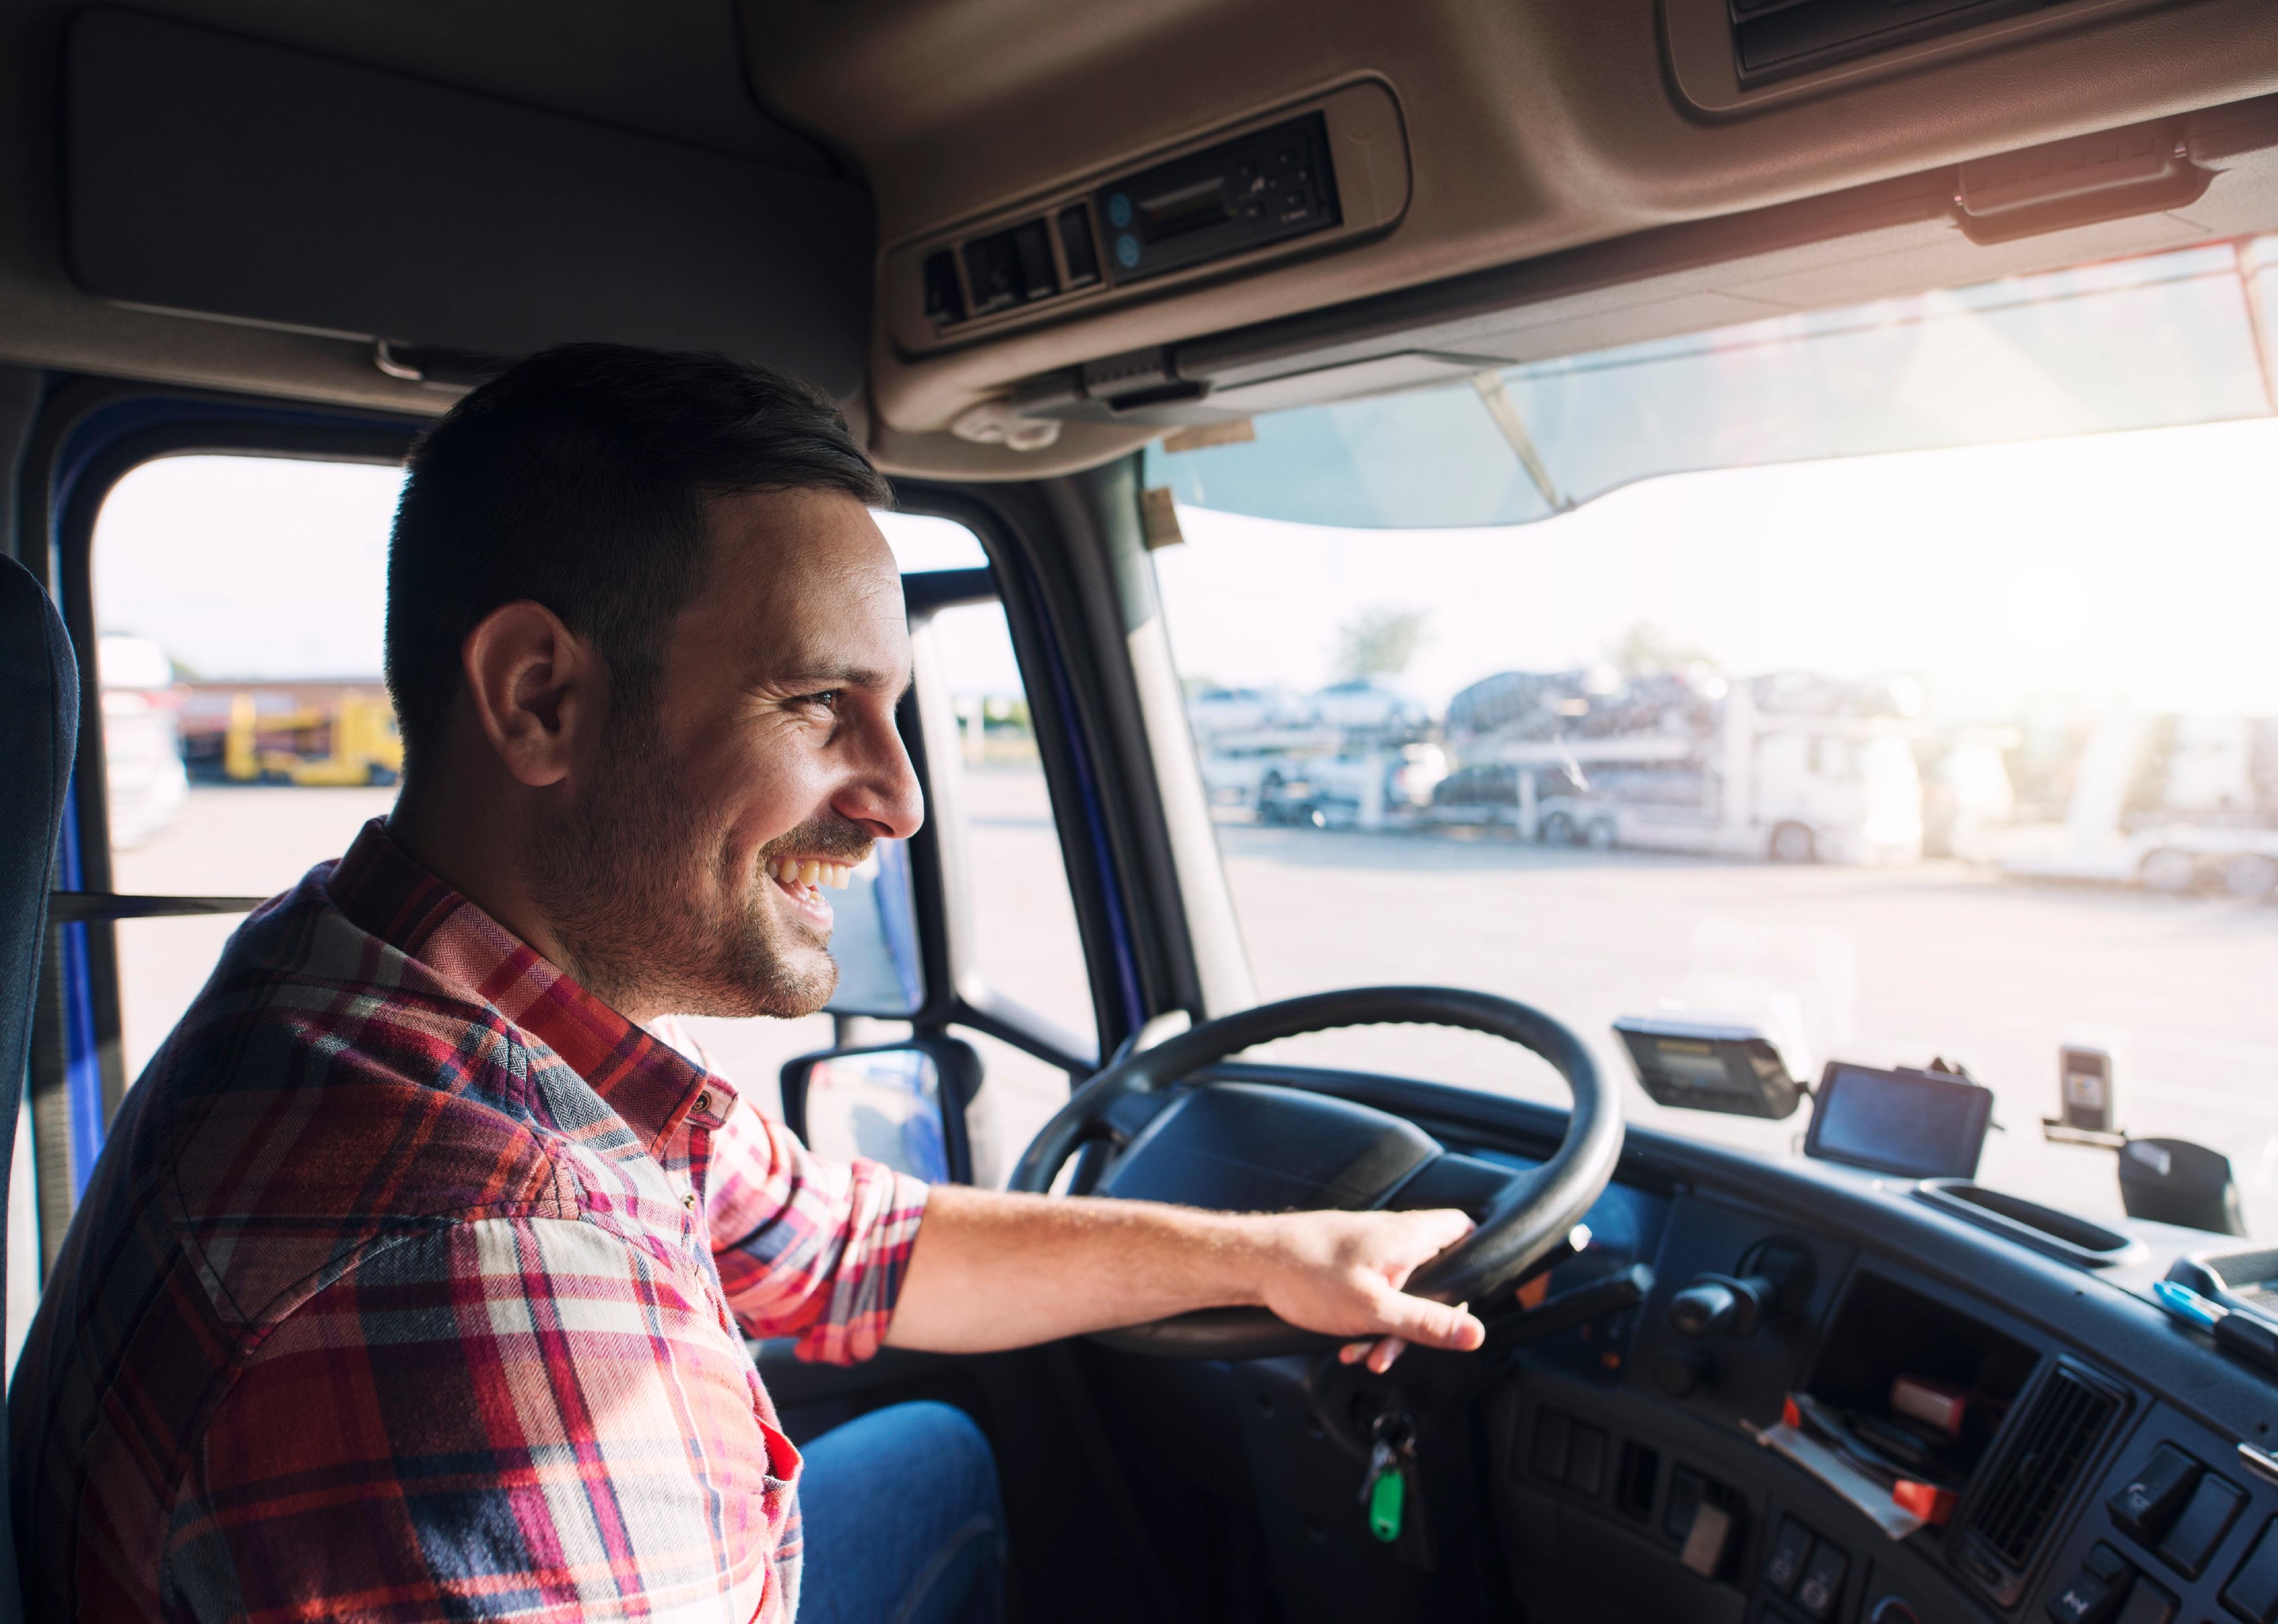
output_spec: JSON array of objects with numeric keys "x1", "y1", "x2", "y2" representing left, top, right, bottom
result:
[{"x1": 780, "y1": 1037, "x2": 982, "y2": 1185}]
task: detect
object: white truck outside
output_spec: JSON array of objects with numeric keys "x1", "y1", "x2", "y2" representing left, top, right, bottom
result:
[
  {"x1": 1997, "y1": 713, "x2": 2278, "y2": 899},
  {"x1": 1471, "y1": 683, "x2": 1924, "y2": 864}
]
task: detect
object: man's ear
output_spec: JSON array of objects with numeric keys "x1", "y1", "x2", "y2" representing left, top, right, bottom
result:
[{"x1": 459, "y1": 601, "x2": 598, "y2": 788}]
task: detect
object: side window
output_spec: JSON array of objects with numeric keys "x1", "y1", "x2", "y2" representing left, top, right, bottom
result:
[{"x1": 94, "y1": 455, "x2": 405, "y2": 1083}]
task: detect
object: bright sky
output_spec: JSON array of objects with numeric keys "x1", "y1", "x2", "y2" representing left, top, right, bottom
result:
[
  {"x1": 1152, "y1": 416, "x2": 2278, "y2": 723},
  {"x1": 93, "y1": 417, "x2": 2278, "y2": 723}
]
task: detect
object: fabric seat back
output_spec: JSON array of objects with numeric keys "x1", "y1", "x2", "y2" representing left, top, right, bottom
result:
[{"x1": 0, "y1": 554, "x2": 80, "y2": 1624}]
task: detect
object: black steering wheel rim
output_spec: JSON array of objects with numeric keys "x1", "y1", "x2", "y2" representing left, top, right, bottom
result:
[{"x1": 1009, "y1": 985, "x2": 1623, "y2": 1359}]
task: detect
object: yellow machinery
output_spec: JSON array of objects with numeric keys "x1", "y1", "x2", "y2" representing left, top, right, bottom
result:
[{"x1": 223, "y1": 690, "x2": 403, "y2": 786}]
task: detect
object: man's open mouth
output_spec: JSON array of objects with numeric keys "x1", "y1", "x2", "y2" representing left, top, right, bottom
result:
[{"x1": 766, "y1": 854, "x2": 855, "y2": 929}]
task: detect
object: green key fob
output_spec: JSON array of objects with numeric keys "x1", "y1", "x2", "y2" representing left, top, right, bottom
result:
[{"x1": 1367, "y1": 1464, "x2": 1406, "y2": 1542}]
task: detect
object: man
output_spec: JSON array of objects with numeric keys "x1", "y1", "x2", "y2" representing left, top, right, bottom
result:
[{"x1": 11, "y1": 345, "x2": 1485, "y2": 1622}]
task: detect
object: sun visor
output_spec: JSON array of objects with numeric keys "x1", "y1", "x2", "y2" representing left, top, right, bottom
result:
[{"x1": 63, "y1": 7, "x2": 874, "y2": 397}]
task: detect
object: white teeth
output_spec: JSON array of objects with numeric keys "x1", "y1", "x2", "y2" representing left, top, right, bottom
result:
[{"x1": 768, "y1": 856, "x2": 852, "y2": 892}]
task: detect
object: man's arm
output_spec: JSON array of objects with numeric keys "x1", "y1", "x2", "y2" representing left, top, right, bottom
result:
[{"x1": 886, "y1": 1186, "x2": 1486, "y2": 1368}]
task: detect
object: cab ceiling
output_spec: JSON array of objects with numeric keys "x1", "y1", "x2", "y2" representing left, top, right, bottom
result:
[
  {"x1": 748, "y1": 0, "x2": 2278, "y2": 466},
  {"x1": 1, "y1": 0, "x2": 2275, "y2": 479}
]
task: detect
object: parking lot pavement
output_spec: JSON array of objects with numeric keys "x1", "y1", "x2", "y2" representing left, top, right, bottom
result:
[
  {"x1": 104, "y1": 778, "x2": 2278, "y2": 1234},
  {"x1": 1209, "y1": 817, "x2": 2278, "y2": 1235}
]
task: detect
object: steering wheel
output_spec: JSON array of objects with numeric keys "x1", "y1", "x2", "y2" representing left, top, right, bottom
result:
[{"x1": 1009, "y1": 986, "x2": 1623, "y2": 1360}]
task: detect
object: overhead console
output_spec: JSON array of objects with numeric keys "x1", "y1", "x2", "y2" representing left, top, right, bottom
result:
[{"x1": 880, "y1": 82, "x2": 1410, "y2": 360}]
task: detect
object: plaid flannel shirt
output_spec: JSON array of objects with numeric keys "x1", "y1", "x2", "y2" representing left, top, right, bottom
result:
[{"x1": 10, "y1": 819, "x2": 930, "y2": 1623}]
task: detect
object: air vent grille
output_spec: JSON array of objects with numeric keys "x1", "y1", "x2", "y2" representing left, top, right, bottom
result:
[{"x1": 1965, "y1": 1366, "x2": 2120, "y2": 1568}]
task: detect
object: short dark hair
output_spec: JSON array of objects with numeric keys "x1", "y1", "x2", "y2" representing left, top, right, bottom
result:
[{"x1": 385, "y1": 342, "x2": 892, "y2": 775}]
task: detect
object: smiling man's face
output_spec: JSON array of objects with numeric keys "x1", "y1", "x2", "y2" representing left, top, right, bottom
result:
[{"x1": 526, "y1": 487, "x2": 924, "y2": 1021}]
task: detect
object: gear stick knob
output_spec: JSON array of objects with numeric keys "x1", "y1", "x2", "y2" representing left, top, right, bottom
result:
[
  {"x1": 1665, "y1": 1240, "x2": 1815, "y2": 1341},
  {"x1": 1669, "y1": 1279, "x2": 1751, "y2": 1338}
]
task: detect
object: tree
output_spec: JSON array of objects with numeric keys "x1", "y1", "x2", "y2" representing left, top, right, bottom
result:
[
  {"x1": 1334, "y1": 606, "x2": 1428, "y2": 681},
  {"x1": 1610, "y1": 621, "x2": 1719, "y2": 679}
]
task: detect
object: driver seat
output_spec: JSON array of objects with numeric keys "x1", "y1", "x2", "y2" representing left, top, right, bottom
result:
[{"x1": 0, "y1": 553, "x2": 80, "y2": 1624}]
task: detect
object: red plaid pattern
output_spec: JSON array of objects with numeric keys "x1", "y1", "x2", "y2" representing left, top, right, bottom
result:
[{"x1": 10, "y1": 819, "x2": 929, "y2": 1622}]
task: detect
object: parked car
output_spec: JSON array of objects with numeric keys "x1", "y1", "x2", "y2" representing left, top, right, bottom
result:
[
  {"x1": 1186, "y1": 684, "x2": 1307, "y2": 740},
  {"x1": 98, "y1": 635, "x2": 188, "y2": 849},
  {"x1": 1303, "y1": 678, "x2": 1430, "y2": 734}
]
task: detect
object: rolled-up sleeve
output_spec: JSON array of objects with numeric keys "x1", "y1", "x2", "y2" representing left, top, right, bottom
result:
[{"x1": 705, "y1": 1099, "x2": 931, "y2": 1364}]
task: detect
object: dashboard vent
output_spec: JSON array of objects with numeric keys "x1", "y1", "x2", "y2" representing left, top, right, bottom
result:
[{"x1": 1963, "y1": 1365, "x2": 2121, "y2": 1572}]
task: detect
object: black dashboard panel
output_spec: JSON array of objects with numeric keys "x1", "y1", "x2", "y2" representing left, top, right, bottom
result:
[
  {"x1": 1162, "y1": 1062, "x2": 2278, "y2": 1624},
  {"x1": 1480, "y1": 1160, "x2": 2278, "y2": 1624}
]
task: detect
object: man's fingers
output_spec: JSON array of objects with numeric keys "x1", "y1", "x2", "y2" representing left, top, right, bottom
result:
[
  {"x1": 1365, "y1": 1287, "x2": 1484, "y2": 1352},
  {"x1": 1366, "y1": 1336, "x2": 1408, "y2": 1374},
  {"x1": 1395, "y1": 1207, "x2": 1475, "y2": 1264}
]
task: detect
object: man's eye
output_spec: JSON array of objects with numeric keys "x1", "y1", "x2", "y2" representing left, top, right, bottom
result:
[{"x1": 799, "y1": 691, "x2": 841, "y2": 712}]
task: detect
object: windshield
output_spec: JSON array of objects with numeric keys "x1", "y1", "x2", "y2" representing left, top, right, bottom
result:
[{"x1": 1149, "y1": 231, "x2": 2278, "y2": 1237}]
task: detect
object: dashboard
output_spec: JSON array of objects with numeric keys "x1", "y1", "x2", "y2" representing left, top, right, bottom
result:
[
  {"x1": 1163, "y1": 1065, "x2": 2278, "y2": 1624},
  {"x1": 1501, "y1": 1135, "x2": 2278, "y2": 1623}
]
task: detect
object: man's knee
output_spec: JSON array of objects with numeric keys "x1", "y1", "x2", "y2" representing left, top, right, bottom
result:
[
  {"x1": 805, "y1": 1399, "x2": 1001, "y2": 1524},
  {"x1": 881, "y1": 1400, "x2": 1000, "y2": 1520}
]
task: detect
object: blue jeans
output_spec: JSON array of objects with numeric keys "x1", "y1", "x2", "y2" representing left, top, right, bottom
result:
[{"x1": 795, "y1": 1401, "x2": 1006, "y2": 1624}]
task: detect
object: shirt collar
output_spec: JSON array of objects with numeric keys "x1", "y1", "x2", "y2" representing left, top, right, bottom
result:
[{"x1": 326, "y1": 818, "x2": 734, "y2": 1153}]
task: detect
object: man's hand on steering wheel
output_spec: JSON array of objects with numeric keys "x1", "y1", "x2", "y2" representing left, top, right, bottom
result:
[
  {"x1": 1250, "y1": 1207, "x2": 1487, "y2": 1373},
  {"x1": 1002, "y1": 986, "x2": 1623, "y2": 1361}
]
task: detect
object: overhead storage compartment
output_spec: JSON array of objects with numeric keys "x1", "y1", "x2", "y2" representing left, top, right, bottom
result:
[{"x1": 63, "y1": 7, "x2": 875, "y2": 397}]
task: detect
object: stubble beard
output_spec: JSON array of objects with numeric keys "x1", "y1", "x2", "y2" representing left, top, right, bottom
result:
[{"x1": 525, "y1": 719, "x2": 839, "y2": 1021}]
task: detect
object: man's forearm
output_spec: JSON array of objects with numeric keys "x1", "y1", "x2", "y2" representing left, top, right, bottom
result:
[
  {"x1": 881, "y1": 1185, "x2": 1483, "y2": 1357},
  {"x1": 883, "y1": 1186, "x2": 1268, "y2": 1352}
]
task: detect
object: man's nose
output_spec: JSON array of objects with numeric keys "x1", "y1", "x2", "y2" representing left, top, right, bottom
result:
[{"x1": 835, "y1": 719, "x2": 925, "y2": 841}]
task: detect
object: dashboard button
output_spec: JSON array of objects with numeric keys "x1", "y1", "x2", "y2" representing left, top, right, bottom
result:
[
  {"x1": 2222, "y1": 1519, "x2": 2278, "y2": 1622},
  {"x1": 2113, "y1": 1573, "x2": 2177, "y2": 1624},
  {"x1": 2047, "y1": 1544, "x2": 2133, "y2": 1624},
  {"x1": 2047, "y1": 1568, "x2": 2123, "y2": 1624},
  {"x1": 1055, "y1": 206, "x2": 1098, "y2": 288},
  {"x1": 921, "y1": 250, "x2": 964, "y2": 327},
  {"x1": 1764, "y1": 1517, "x2": 1814, "y2": 1596},
  {"x1": 1797, "y1": 1539, "x2": 1848, "y2": 1621},
  {"x1": 1530, "y1": 1408, "x2": 1570, "y2": 1482},
  {"x1": 1010, "y1": 219, "x2": 1056, "y2": 301},
  {"x1": 2157, "y1": 1472, "x2": 2246, "y2": 1579},
  {"x1": 1679, "y1": 1500, "x2": 1734, "y2": 1578},
  {"x1": 1568, "y1": 1423, "x2": 1606, "y2": 1498},
  {"x1": 2110, "y1": 1445, "x2": 2203, "y2": 1542},
  {"x1": 1664, "y1": 1467, "x2": 1704, "y2": 1541}
]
